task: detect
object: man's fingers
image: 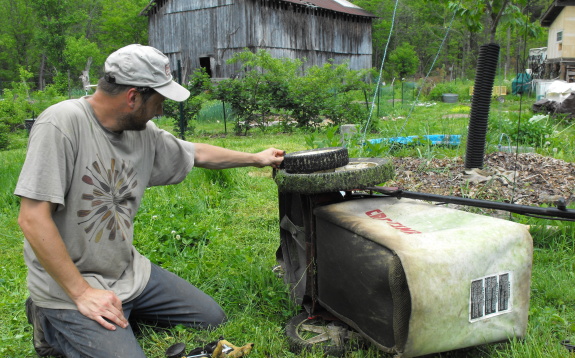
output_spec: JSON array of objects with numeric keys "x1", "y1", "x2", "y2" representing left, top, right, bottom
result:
[
  {"x1": 94, "y1": 315, "x2": 117, "y2": 331},
  {"x1": 105, "y1": 305, "x2": 129, "y2": 329},
  {"x1": 75, "y1": 287, "x2": 129, "y2": 330},
  {"x1": 93, "y1": 306, "x2": 128, "y2": 331}
]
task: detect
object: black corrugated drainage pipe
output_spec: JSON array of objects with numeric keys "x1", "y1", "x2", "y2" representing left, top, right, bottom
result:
[{"x1": 465, "y1": 43, "x2": 500, "y2": 169}]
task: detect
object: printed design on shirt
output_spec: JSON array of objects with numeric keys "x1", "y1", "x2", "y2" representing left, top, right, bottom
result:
[{"x1": 77, "y1": 156, "x2": 137, "y2": 242}]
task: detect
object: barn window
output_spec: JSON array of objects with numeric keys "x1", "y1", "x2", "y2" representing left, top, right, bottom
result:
[{"x1": 557, "y1": 31, "x2": 563, "y2": 42}]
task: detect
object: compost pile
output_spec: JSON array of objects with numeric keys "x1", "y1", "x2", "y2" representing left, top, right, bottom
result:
[{"x1": 386, "y1": 152, "x2": 575, "y2": 208}]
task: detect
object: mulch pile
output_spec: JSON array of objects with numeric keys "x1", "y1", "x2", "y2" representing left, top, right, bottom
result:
[{"x1": 386, "y1": 152, "x2": 575, "y2": 207}]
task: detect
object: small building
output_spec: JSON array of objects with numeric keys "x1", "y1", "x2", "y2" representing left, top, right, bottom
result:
[
  {"x1": 540, "y1": 0, "x2": 575, "y2": 81},
  {"x1": 140, "y1": 0, "x2": 376, "y2": 80}
]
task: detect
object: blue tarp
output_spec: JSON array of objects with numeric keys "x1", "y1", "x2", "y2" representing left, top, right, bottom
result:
[{"x1": 368, "y1": 134, "x2": 461, "y2": 146}]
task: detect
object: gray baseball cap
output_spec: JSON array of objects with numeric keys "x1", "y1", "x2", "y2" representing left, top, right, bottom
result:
[{"x1": 104, "y1": 44, "x2": 190, "y2": 102}]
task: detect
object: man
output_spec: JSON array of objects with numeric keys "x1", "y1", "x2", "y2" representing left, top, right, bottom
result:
[{"x1": 15, "y1": 44, "x2": 285, "y2": 357}]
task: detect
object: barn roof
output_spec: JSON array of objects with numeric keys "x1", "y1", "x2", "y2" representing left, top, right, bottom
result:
[
  {"x1": 541, "y1": 0, "x2": 575, "y2": 27},
  {"x1": 281, "y1": 0, "x2": 376, "y2": 17},
  {"x1": 141, "y1": 0, "x2": 376, "y2": 18}
]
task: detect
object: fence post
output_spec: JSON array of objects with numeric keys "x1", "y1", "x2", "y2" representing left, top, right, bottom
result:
[
  {"x1": 377, "y1": 84, "x2": 380, "y2": 117},
  {"x1": 177, "y1": 60, "x2": 185, "y2": 140},
  {"x1": 222, "y1": 101, "x2": 227, "y2": 134},
  {"x1": 392, "y1": 82, "x2": 395, "y2": 108}
]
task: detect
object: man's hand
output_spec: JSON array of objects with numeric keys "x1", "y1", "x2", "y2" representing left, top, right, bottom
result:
[
  {"x1": 253, "y1": 148, "x2": 285, "y2": 169},
  {"x1": 74, "y1": 286, "x2": 128, "y2": 331}
]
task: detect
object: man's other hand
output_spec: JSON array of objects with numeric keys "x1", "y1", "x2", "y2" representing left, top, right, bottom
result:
[{"x1": 75, "y1": 287, "x2": 128, "y2": 331}]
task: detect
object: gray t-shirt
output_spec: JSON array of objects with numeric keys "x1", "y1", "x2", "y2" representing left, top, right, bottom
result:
[{"x1": 15, "y1": 97, "x2": 195, "y2": 310}]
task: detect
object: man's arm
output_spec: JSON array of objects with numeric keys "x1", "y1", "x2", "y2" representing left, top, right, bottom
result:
[
  {"x1": 193, "y1": 143, "x2": 285, "y2": 169},
  {"x1": 18, "y1": 198, "x2": 128, "y2": 331}
]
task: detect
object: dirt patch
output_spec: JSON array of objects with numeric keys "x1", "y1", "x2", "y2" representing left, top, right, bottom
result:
[
  {"x1": 385, "y1": 152, "x2": 575, "y2": 208},
  {"x1": 441, "y1": 113, "x2": 470, "y2": 119}
]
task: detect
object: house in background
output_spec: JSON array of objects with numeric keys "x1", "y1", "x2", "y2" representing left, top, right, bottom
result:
[
  {"x1": 540, "y1": 0, "x2": 575, "y2": 81},
  {"x1": 140, "y1": 0, "x2": 375, "y2": 81}
]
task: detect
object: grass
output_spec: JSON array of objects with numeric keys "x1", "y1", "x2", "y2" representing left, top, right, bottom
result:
[{"x1": 1, "y1": 93, "x2": 575, "y2": 357}]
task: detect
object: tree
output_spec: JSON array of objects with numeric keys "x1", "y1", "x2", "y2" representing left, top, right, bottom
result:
[
  {"x1": 31, "y1": 0, "x2": 92, "y2": 89},
  {"x1": 447, "y1": 0, "x2": 541, "y2": 43},
  {"x1": 63, "y1": 36, "x2": 103, "y2": 89},
  {"x1": 351, "y1": 0, "x2": 396, "y2": 72},
  {"x1": 95, "y1": 0, "x2": 149, "y2": 56},
  {"x1": 387, "y1": 42, "x2": 419, "y2": 79},
  {"x1": 0, "y1": 0, "x2": 38, "y2": 84}
]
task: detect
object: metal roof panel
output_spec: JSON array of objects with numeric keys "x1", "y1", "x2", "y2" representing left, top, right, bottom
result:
[
  {"x1": 141, "y1": 0, "x2": 377, "y2": 18},
  {"x1": 280, "y1": 0, "x2": 376, "y2": 17}
]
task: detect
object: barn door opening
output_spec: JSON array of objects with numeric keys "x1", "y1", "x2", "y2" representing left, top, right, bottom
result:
[{"x1": 199, "y1": 57, "x2": 213, "y2": 78}]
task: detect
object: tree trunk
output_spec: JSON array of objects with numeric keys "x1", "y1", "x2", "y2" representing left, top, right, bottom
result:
[
  {"x1": 38, "y1": 54, "x2": 46, "y2": 91},
  {"x1": 487, "y1": 0, "x2": 511, "y2": 42},
  {"x1": 505, "y1": 27, "x2": 511, "y2": 79}
]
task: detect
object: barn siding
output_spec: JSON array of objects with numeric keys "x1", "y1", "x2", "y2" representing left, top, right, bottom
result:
[{"x1": 147, "y1": 0, "x2": 373, "y2": 80}]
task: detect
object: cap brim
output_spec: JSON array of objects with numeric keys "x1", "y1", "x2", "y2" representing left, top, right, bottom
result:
[{"x1": 153, "y1": 81, "x2": 190, "y2": 102}]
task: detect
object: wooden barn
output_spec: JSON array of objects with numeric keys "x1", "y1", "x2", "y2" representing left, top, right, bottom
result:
[
  {"x1": 540, "y1": 0, "x2": 575, "y2": 81},
  {"x1": 140, "y1": 0, "x2": 376, "y2": 80}
]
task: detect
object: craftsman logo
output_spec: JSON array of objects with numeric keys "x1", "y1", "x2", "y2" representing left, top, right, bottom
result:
[
  {"x1": 365, "y1": 209, "x2": 421, "y2": 234},
  {"x1": 469, "y1": 272, "x2": 512, "y2": 322}
]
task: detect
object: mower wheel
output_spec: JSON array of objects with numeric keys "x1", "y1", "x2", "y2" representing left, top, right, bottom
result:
[
  {"x1": 285, "y1": 312, "x2": 364, "y2": 357},
  {"x1": 275, "y1": 157, "x2": 394, "y2": 194},
  {"x1": 282, "y1": 147, "x2": 349, "y2": 173},
  {"x1": 165, "y1": 342, "x2": 186, "y2": 358}
]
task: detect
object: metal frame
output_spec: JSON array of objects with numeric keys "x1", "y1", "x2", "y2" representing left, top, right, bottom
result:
[{"x1": 365, "y1": 186, "x2": 575, "y2": 221}]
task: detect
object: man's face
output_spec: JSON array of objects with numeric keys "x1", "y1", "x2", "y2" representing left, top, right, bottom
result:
[{"x1": 117, "y1": 92, "x2": 165, "y2": 131}]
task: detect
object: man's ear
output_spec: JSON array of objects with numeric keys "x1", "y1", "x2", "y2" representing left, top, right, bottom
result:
[{"x1": 126, "y1": 88, "x2": 139, "y2": 109}]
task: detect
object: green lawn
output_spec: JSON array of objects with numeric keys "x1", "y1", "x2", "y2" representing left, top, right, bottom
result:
[{"x1": 2, "y1": 97, "x2": 575, "y2": 357}]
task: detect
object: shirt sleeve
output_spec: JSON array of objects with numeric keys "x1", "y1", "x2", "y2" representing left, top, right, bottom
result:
[
  {"x1": 147, "y1": 127, "x2": 196, "y2": 187},
  {"x1": 14, "y1": 121, "x2": 76, "y2": 206}
]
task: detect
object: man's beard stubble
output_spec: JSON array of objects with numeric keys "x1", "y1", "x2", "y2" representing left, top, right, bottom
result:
[{"x1": 116, "y1": 106, "x2": 149, "y2": 132}]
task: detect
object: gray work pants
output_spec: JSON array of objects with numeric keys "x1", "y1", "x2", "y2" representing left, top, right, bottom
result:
[{"x1": 39, "y1": 264, "x2": 226, "y2": 358}]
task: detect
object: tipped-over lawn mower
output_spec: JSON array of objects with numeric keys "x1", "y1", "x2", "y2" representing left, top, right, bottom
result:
[{"x1": 274, "y1": 147, "x2": 574, "y2": 357}]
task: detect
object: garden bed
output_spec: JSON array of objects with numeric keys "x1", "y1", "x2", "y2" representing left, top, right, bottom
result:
[{"x1": 385, "y1": 151, "x2": 574, "y2": 208}]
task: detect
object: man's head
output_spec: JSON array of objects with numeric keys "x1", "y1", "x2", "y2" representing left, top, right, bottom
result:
[{"x1": 103, "y1": 44, "x2": 190, "y2": 102}]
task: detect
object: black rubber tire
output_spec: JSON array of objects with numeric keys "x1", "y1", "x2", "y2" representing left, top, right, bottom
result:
[
  {"x1": 282, "y1": 147, "x2": 349, "y2": 173},
  {"x1": 275, "y1": 157, "x2": 394, "y2": 194},
  {"x1": 165, "y1": 342, "x2": 186, "y2": 358},
  {"x1": 285, "y1": 312, "x2": 350, "y2": 357}
]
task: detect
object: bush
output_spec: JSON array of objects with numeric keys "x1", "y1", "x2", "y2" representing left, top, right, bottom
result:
[
  {"x1": 213, "y1": 49, "x2": 372, "y2": 133},
  {"x1": 163, "y1": 68, "x2": 213, "y2": 138},
  {"x1": 214, "y1": 49, "x2": 302, "y2": 134},
  {"x1": 0, "y1": 123, "x2": 9, "y2": 150},
  {"x1": 491, "y1": 114, "x2": 553, "y2": 147},
  {"x1": 427, "y1": 81, "x2": 463, "y2": 101}
]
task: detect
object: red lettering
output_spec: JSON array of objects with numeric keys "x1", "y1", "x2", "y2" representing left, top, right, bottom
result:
[
  {"x1": 365, "y1": 209, "x2": 383, "y2": 217},
  {"x1": 365, "y1": 209, "x2": 421, "y2": 235},
  {"x1": 401, "y1": 228, "x2": 422, "y2": 234}
]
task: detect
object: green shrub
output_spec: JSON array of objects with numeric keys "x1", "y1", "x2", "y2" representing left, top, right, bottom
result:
[
  {"x1": 214, "y1": 49, "x2": 372, "y2": 132},
  {"x1": 491, "y1": 114, "x2": 553, "y2": 147},
  {"x1": 428, "y1": 81, "x2": 463, "y2": 101},
  {"x1": 0, "y1": 68, "x2": 45, "y2": 133},
  {"x1": 0, "y1": 123, "x2": 9, "y2": 150},
  {"x1": 163, "y1": 68, "x2": 213, "y2": 138},
  {"x1": 0, "y1": 89, "x2": 33, "y2": 129},
  {"x1": 197, "y1": 100, "x2": 230, "y2": 122},
  {"x1": 214, "y1": 49, "x2": 302, "y2": 134}
]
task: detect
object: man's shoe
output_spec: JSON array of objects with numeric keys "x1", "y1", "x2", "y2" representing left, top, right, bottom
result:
[{"x1": 25, "y1": 297, "x2": 62, "y2": 357}]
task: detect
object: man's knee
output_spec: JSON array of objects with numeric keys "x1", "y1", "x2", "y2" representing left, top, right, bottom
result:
[{"x1": 200, "y1": 305, "x2": 227, "y2": 329}]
